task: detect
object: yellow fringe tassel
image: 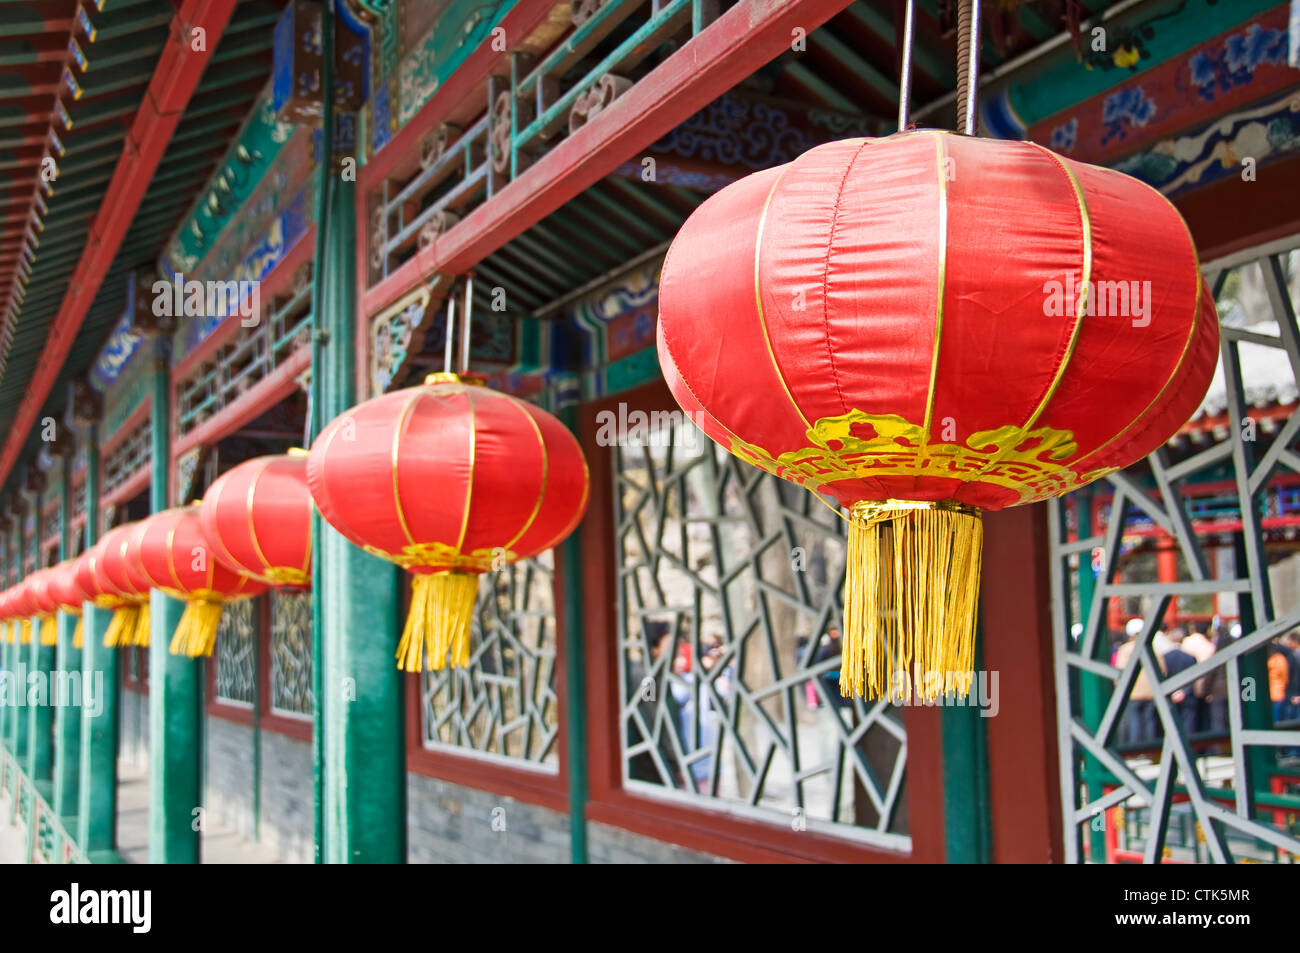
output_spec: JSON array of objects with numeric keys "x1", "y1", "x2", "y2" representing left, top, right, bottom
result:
[
  {"x1": 39, "y1": 615, "x2": 57, "y2": 646},
  {"x1": 20, "y1": 619, "x2": 31, "y2": 644},
  {"x1": 168, "y1": 600, "x2": 224, "y2": 658},
  {"x1": 396, "y1": 571, "x2": 480, "y2": 672},
  {"x1": 133, "y1": 606, "x2": 151, "y2": 647},
  {"x1": 841, "y1": 499, "x2": 983, "y2": 702},
  {"x1": 72, "y1": 615, "x2": 83, "y2": 650},
  {"x1": 103, "y1": 605, "x2": 138, "y2": 648}
]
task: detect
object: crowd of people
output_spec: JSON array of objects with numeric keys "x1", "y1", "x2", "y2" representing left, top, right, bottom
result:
[{"x1": 1112, "y1": 618, "x2": 1300, "y2": 756}]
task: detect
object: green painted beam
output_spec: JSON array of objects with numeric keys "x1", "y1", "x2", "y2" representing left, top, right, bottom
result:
[
  {"x1": 146, "y1": 335, "x2": 202, "y2": 864},
  {"x1": 77, "y1": 419, "x2": 118, "y2": 856},
  {"x1": 783, "y1": 61, "x2": 858, "y2": 113}
]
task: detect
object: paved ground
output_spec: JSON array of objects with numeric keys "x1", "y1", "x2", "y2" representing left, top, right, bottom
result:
[{"x1": 1, "y1": 760, "x2": 279, "y2": 864}]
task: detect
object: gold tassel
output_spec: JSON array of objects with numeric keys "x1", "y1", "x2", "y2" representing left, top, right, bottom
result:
[
  {"x1": 133, "y1": 605, "x2": 151, "y2": 647},
  {"x1": 72, "y1": 614, "x2": 83, "y2": 650},
  {"x1": 20, "y1": 618, "x2": 31, "y2": 644},
  {"x1": 168, "y1": 600, "x2": 224, "y2": 658},
  {"x1": 39, "y1": 615, "x2": 57, "y2": 646},
  {"x1": 841, "y1": 499, "x2": 983, "y2": 702},
  {"x1": 396, "y1": 571, "x2": 480, "y2": 672},
  {"x1": 103, "y1": 605, "x2": 138, "y2": 648}
]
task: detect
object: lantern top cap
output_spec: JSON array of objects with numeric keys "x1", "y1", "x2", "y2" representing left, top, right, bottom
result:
[{"x1": 424, "y1": 371, "x2": 487, "y2": 387}]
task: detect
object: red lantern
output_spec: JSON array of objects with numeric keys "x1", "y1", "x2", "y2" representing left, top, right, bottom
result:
[
  {"x1": 8, "y1": 579, "x2": 34, "y2": 644},
  {"x1": 658, "y1": 131, "x2": 1217, "y2": 699},
  {"x1": 307, "y1": 373, "x2": 589, "y2": 671},
  {"x1": 132, "y1": 507, "x2": 266, "y2": 657},
  {"x1": 49, "y1": 557, "x2": 91, "y2": 650},
  {"x1": 88, "y1": 524, "x2": 150, "y2": 648},
  {"x1": 199, "y1": 452, "x2": 313, "y2": 588},
  {"x1": 29, "y1": 569, "x2": 60, "y2": 646}
]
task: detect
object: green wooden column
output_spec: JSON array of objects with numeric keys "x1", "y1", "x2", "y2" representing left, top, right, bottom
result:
[
  {"x1": 941, "y1": 630, "x2": 992, "y2": 863},
  {"x1": 0, "y1": 521, "x2": 10, "y2": 750},
  {"x1": 145, "y1": 333, "x2": 202, "y2": 864},
  {"x1": 9, "y1": 505, "x2": 27, "y2": 775},
  {"x1": 26, "y1": 473, "x2": 53, "y2": 790},
  {"x1": 314, "y1": 28, "x2": 405, "y2": 856},
  {"x1": 77, "y1": 406, "x2": 119, "y2": 857},
  {"x1": 53, "y1": 437, "x2": 81, "y2": 820},
  {"x1": 559, "y1": 403, "x2": 589, "y2": 864}
]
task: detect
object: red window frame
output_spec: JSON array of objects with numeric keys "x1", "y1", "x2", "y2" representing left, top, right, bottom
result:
[
  {"x1": 205, "y1": 594, "x2": 313, "y2": 741},
  {"x1": 575, "y1": 381, "x2": 948, "y2": 864}
]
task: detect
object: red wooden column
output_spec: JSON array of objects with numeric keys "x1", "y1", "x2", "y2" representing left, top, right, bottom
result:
[{"x1": 980, "y1": 503, "x2": 1065, "y2": 863}]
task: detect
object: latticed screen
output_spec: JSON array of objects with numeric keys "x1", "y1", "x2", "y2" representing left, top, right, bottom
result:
[
  {"x1": 214, "y1": 597, "x2": 257, "y2": 706},
  {"x1": 270, "y1": 589, "x2": 313, "y2": 718},
  {"x1": 420, "y1": 554, "x2": 559, "y2": 768},
  {"x1": 1051, "y1": 244, "x2": 1300, "y2": 863},
  {"x1": 613, "y1": 418, "x2": 910, "y2": 847}
]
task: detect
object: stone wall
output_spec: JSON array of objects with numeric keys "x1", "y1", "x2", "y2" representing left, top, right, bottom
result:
[{"x1": 203, "y1": 714, "x2": 314, "y2": 863}]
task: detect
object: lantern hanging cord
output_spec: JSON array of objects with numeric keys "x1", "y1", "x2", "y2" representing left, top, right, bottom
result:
[
  {"x1": 897, "y1": 0, "x2": 915, "y2": 132},
  {"x1": 443, "y1": 296, "x2": 456, "y2": 375},
  {"x1": 955, "y1": 0, "x2": 982, "y2": 135},
  {"x1": 460, "y1": 274, "x2": 474, "y2": 374}
]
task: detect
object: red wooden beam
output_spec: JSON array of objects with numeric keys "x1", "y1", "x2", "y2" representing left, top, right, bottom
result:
[
  {"x1": 0, "y1": 0, "x2": 238, "y2": 491},
  {"x1": 362, "y1": 0, "x2": 856, "y2": 317}
]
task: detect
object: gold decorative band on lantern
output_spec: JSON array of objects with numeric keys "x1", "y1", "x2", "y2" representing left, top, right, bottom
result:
[
  {"x1": 423, "y1": 371, "x2": 487, "y2": 387},
  {"x1": 396, "y1": 570, "x2": 480, "y2": 672},
  {"x1": 841, "y1": 499, "x2": 983, "y2": 702}
]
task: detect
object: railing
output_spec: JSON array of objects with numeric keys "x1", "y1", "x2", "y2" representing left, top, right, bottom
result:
[
  {"x1": 0, "y1": 747, "x2": 86, "y2": 864},
  {"x1": 175, "y1": 263, "x2": 313, "y2": 442},
  {"x1": 365, "y1": 0, "x2": 719, "y2": 290},
  {"x1": 102, "y1": 412, "x2": 152, "y2": 503}
]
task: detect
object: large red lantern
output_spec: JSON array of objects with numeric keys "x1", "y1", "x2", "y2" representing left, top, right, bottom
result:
[
  {"x1": 199, "y1": 452, "x2": 312, "y2": 587},
  {"x1": 132, "y1": 507, "x2": 266, "y2": 657},
  {"x1": 49, "y1": 556, "x2": 91, "y2": 649},
  {"x1": 658, "y1": 131, "x2": 1217, "y2": 700},
  {"x1": 307, "y1": 373, "x2": 589, "y2": 671},
  {"x1": 89, "y1": 523, "x2": 150, "y2": 648}
]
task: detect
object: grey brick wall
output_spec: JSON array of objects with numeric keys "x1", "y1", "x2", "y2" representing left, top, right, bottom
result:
[
  {"x1": 202, "y1": 715, "x2": 314, "y2": 863},
  {"x1": 407, "y1": 773, "x2": 571, "y2": 864},
  {"x1": 205, "y1": 715, "x2": 256, "y2": 842},
  {"x1": 259, "y1": 729, "x2": 313, "y2": 863},
  {"x1": 118, "y1": 688, "x2": 149, "y2": 769},
  {"x1": 405, "y1": 773, "x2": 732, "y2": 863},
  {"x1": 587, "y1": 820, "x2": 733, "y2": 864}
]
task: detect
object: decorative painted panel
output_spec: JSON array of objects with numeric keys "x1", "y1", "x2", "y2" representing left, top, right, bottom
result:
[
  {"x1": 1051, "y1": 241, "x2": 1300, "y2": 863},
  {"x1": 270, "y1": 589, "x2": 313, "y2": 718},
  {"x1": 214, "y1": 598, "x2": 258, "y2": 707},
  {"x1": 419, "y1": 553, "x2": 559, "y2": 769},
  {"x1": 613, "y1": 417, "x2": 910, "y2": 849}
]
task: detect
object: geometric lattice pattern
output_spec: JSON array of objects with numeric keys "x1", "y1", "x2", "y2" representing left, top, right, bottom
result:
[
  {"x1": 1051, "y1": 242, "x2": 1300, "y2": 863},
  {"x1": 214, "y1": 598, "x2": 258, "y2": 707},
  {"x1": 270, "y1": 589, "x2": 313, "y2": 718},
  {"x1": 614, "y1": 419, "x2": 909, "y2": 848},
  {"x1": 419, "y1": 553, "x2": 559, "y2": 768}
]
